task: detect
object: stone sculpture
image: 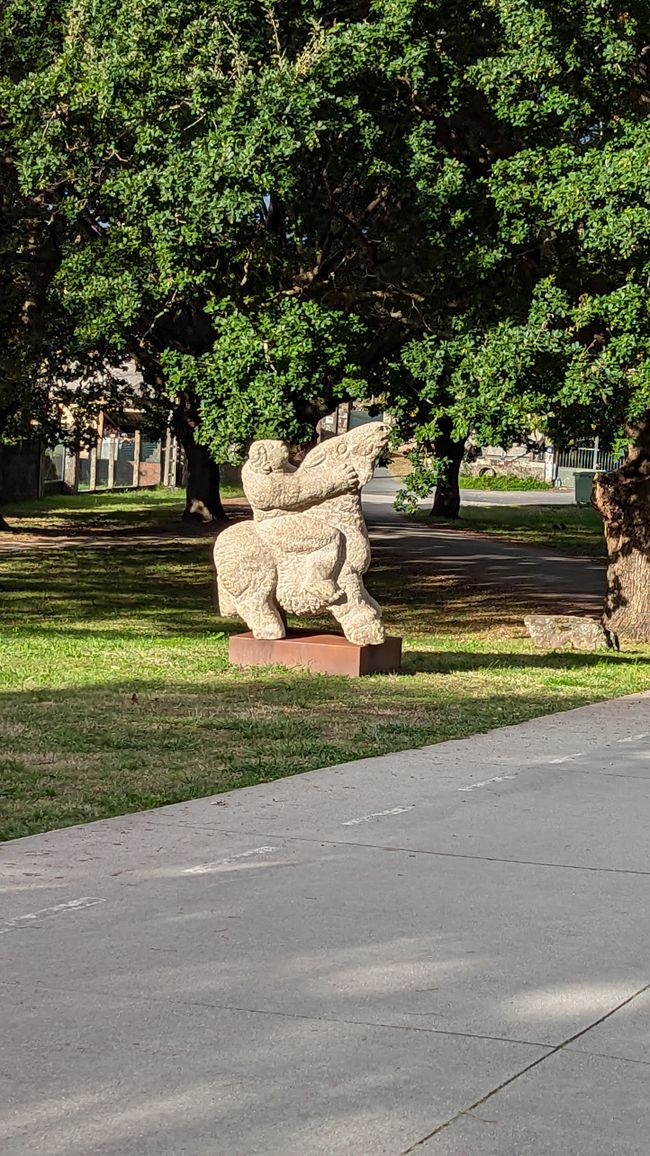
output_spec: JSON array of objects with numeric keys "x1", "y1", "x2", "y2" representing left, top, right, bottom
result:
[{"x1": 215, "y1": 422, "x2": 390, "y2": 646}]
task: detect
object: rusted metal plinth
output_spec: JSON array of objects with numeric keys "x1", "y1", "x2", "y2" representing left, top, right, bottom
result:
[{"x1": 228, "y1": 631, "x2": 402, "y2": 677}]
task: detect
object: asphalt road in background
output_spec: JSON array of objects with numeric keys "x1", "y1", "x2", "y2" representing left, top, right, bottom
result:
[
  {"x1": 363, "y1": 472, "x2": 605, "y2": 615},
  {"x1": 372, "y1": 470, "x2": 577, "y2": 507}
]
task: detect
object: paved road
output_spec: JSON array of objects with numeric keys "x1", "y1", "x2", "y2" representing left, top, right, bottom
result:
[
  {"x1": 461, "y1": 486, "x2": 575, "y2": 506},
  {"x1": 2, "y1": 693, "x2": 650, "y2": 1154},
  {"x1": 363, "y1": 473, "x2": 606, "y2": 614},
  {"x1": 1, "y1": 473, "x2": 603, "y2": 613},
  {"x1": 376, "y1": 472, "x2": 576, "y2": 508}
]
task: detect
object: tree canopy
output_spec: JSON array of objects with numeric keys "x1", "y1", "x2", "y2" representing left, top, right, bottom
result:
[
  {"x1": 2, "y1": 0, "x2": 648, "y2": 473},
  {"x1": 383, "y1": 2, "x2": 650, "y2": 510},
  {"x1": 0, "y1": 119, "x2": 59, "y2": 442}
]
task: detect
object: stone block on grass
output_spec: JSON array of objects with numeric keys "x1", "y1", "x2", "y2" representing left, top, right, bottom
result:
[{"x1": 525, "y1": 614, "x2": 616, "y2": 651}]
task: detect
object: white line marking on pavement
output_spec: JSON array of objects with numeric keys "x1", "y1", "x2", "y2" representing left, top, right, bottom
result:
[
  {"x1": 342, "y1": 806, "x2": 414, "y2": 826},
  {"x1": 616, "y1": 734, "x2": 648, "y2": 743},
  {"x1": 0, "y1": 896, "x2": 106, "y2": 936},
  {"x1": 548, "y1": 753, "x2": 585, "y2": 764},
  {"x1": 183, "y1": 846, "x2": 279, "y2": 874},
  {"x1": 458, "y1": 774, "x2": 517, "y2": 792}
]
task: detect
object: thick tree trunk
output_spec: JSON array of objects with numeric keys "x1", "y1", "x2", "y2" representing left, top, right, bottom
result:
[
  {"x1": 180, "y1": 437, "x2": 227, "y2": 524},
  {"x1": 0, "y1": 454, "x2": 10, "y2": 527},
  {"x1": 431, "y1": 424, "x2": 466, "y2": 519},
  {"x1": 593, "y1": 421, "x2": 650, "y2": 642},
  {"x1": 171, "y1": 391, "x2": 227, "y2": 525},
  {"x1": 0, "y1": 423, "x2": 11, "y2": 528}
]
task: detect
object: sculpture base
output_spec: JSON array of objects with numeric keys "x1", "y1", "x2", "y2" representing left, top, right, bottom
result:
[{"x1": 228, "y1": 630, "x2": 402, "y2": 677}]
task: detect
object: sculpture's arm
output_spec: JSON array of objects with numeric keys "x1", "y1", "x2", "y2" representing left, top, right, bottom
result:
[
  {"x1": 243, "y1": 460, "x2": 357, "y2": 513},
  {"x1": 291, "y1": 458, "x2": 358, "y2": 507}
]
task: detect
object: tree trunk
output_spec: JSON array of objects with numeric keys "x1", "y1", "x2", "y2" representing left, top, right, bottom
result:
[
  {"x1": 593, "y1": 421, "x2": 650, "y2": 642},
  {"x1": 431, "y1": 424, "x2": 466, "y2": 519},
  {"x1": 180, "y1": 437, "x2": 227, "y2": 524},
  {"x1": 170, "y1": 391, "x2": 227, "y2": 525},
  {"x1": 0, "y1": 445, "x2": 10, "y2": 528}
]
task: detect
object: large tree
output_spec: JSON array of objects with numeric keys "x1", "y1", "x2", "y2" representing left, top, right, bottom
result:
[
  {"x1": 386, "y1": 1, "x2": 650, "y2": 637},
  {"x1": 1, "y1": 64, "x2": 62, "y2": 530},
  {"x1": 3, "y1": 1, "x2": 649, "y2": 633},
  {"x1": 0, "y1": 2, "x2": 159, "y2": 525},
  {"x1": 1, "y1": 0, "x2": 500, "y2": 521}
]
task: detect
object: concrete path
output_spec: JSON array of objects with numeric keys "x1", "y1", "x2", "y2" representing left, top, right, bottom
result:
[
  {"x1": 364, "y1": 472, "x2": 605, "y2": 614},
  {"x1": 2, "y1": 693, "x2": 650, "y2": 1154}
]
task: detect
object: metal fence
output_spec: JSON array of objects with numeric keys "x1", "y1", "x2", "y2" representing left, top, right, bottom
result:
[{"x1": 555, "y1": 443, "x2": 624, "y2": 474}]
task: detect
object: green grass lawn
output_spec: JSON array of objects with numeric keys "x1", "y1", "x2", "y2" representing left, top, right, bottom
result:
[
  {"x1": 1, "y1": 491, "x2": 648, "y2": 842},
  {"x1": 1, "y1": 484, "x2": 242, "y2": 534},
  {"x1": 419, "y1": 503, "x2": 607, "y2": 557}
]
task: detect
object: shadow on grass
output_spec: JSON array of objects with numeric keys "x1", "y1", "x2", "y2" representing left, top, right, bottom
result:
[
  {"x1": 1, "y1": 525, "x2": 606, "y2": 642},
  {"x1": 3, "y1": 489, "x2": 248, "y2": 532},
  {"x1": 0, "y1": 543, "x2": 217, "y2": 629},
  {"x1": 2, "y1": 487, "x2": 190, "y2": 523},
  {"x1": 1, "y1": 545, "x2": 645, "y2": 671},
  {"x1": 4, "y1": 521, "x2": 217, "y2": 540},
  {"x1": 403, "y1": 649, "x2": 650, "y2": 675}
]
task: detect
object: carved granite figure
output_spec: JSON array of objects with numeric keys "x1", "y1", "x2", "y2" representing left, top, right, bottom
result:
[{"x1": 215, "y1": 422, "x2": 390, "y2": 646}]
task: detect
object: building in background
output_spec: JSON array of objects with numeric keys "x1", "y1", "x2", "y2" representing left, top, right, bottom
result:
[
  {"x1": 1, "y1": 417, "x2": 180, "y2": 505},
  {"x1": 49, "y1": 410, "x2": 179, "y2": 495},
  {"x1": 466, "y1": 439, "x2": 624, "y2": 488},
  {"x1": 318, "y1": 402, "x2": 391, "y2": 441},
  {"x1": 462, "y1": 440, "x2": 553, "y2": 484},
  {"x1": 1, "y1": 358, "x2": 184, "y2": 504}
]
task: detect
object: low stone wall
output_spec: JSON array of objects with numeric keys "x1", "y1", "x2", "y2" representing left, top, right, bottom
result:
[{"x1": 463, "y1": 454, "x2": 547, "y2": 482}]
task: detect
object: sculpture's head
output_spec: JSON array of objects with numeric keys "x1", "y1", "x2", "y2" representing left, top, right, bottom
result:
[
  {"x1": 246, "y1": 439, "x2": 290, "y2": 474},
  {"x1": 343, "y1": 421, "x2": 391, "y2": 463},
  {"x1": 335, "y1": 421, "x2": 390, "y2": 485},
  {"x1": 302, "y1": 421, "x2": 389, "y2": 488}
]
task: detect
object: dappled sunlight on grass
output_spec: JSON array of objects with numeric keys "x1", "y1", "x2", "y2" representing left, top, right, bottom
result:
[
  {"x1": 1, "y1": 513, "x2": 649, "y2": 841},
  {"x1": 3, "y1": 486, "x2": 188, "y2": 532},
  {"x1": 2, "y1": 484, "x2": 243, "y2": 535}
]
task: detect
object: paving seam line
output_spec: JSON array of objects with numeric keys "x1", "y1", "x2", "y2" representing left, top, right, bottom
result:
[
  {"x1": 399, "y1": 980, "x2": 650, "y2": 1153},
  {"x1": 0, "y1": 975, "x2": 551, "y2": 1051},
  {"x1": 140, "y1": 822, "x2": 650, "y2": 878}
]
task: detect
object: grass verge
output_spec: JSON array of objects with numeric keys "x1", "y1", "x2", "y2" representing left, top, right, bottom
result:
[
  {"x1": 459, "y1": 473, "x2": 551, "y2": 491},
  {"x1": 1, "y1": 504, "x2": 647, "y2": 841}
]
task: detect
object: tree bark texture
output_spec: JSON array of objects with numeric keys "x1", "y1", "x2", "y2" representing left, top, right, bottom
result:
[
  {"x1": 593, "y1": 420, "x2": 650, "y2": 642},
  {"x1": 180, "y1": 436, "x2": 227, "y2": 524},
  {"x1": 171, "y1": 392, "x2": 227, "y2": 525},
  {"x1": 0, "y1": 439, "x2": 12, "y2": 529},
  {"x1": 431, "y1": 424, "x2": 466, "y2": 519}
]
